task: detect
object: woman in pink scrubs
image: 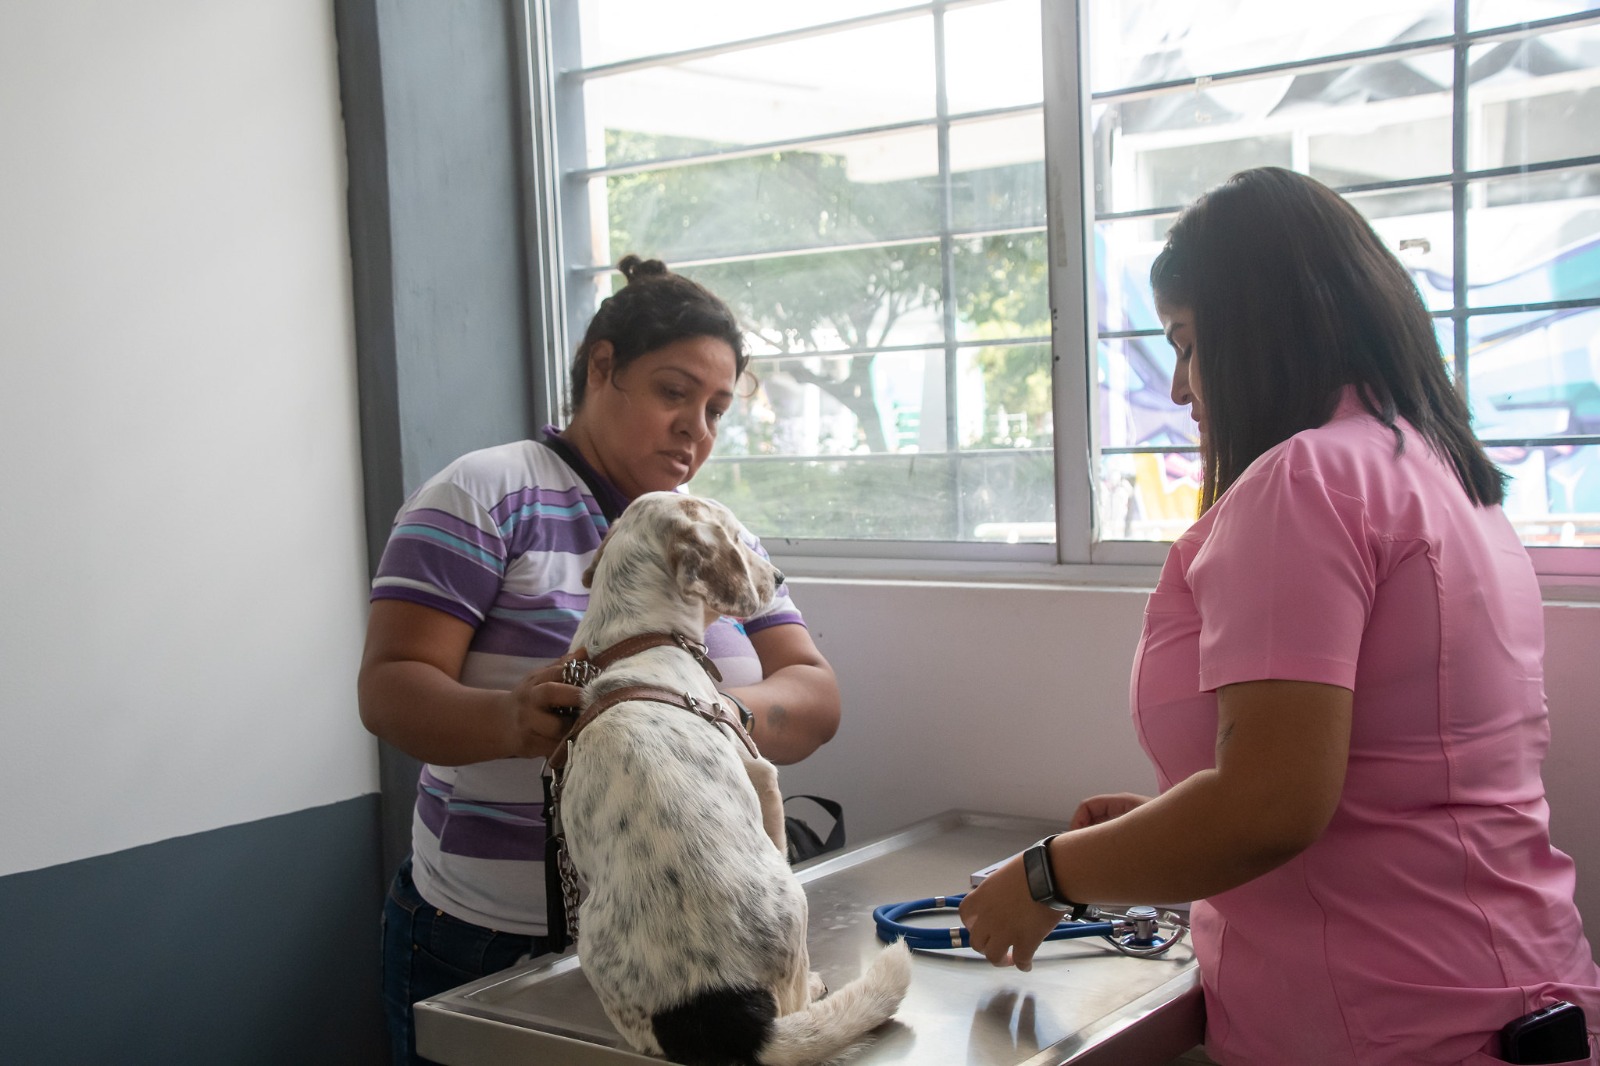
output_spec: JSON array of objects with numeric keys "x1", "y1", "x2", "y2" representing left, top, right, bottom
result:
[{"x1": 959, "y1": 168, "x2": 1600, "y2": 1064}]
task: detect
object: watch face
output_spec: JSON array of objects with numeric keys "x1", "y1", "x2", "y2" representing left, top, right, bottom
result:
[{"x1": 1024, "y1": 843, "x2": 1054, "y2": 903}]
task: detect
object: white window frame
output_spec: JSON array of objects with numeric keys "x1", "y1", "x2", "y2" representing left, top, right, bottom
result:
[{"x1": 516, "y1": 0, "x2": 1600, "y2": 595}]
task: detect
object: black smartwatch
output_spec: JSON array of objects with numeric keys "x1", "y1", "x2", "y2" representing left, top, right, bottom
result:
[
  {"x1": 1022, "y1": 835, "x2": 1089, "y2": 920},
  {"x1": 722, "y1": 692, "x2": 756, "y2": 733}
]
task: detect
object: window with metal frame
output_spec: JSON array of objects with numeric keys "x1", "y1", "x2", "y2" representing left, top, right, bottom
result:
[{"x1": 529, "y1": 0, "x2": 1600, "y2": 579}]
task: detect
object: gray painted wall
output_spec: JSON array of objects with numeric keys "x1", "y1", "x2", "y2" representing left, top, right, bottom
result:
[{"x1": 335, "y1": 0, "x2": 548, "y2": 879}]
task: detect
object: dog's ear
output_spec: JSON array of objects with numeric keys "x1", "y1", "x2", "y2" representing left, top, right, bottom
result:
[
  {"x1": 669, "y1": 500, "x2": 761, "y2": 618},
  {"x1": 582, "y1": 530, "x2": 610, "y2": 589}
]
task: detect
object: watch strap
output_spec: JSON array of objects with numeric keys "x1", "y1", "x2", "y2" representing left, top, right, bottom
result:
[{"x1": 721, "y1": 691, "x2": 755, "y2": 733}]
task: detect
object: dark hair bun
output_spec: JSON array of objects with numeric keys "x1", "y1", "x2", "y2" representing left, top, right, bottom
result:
[
  {"x1": 565, "y1": 251, "x2": 746, "y2": 419},
  {"x1": 617, "y1": 255, "x2": 669, "y2": 283}
]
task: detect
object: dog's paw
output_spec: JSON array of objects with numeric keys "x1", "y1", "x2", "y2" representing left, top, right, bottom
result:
[{"x1": 808, "y1": 970, "x2": 829, "y2": 1001}]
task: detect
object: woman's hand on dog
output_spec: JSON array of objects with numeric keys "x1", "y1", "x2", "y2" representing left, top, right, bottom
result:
[{"x1": 506, "y1": 653, "x2": 589, "y2": 759}]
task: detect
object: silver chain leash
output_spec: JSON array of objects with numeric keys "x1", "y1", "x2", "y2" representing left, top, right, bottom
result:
[
  {"x1": 562, "y1": 658, "x2": 600, "y2": 688},
  {"x1": 557, "y1": 831, "x2": 581, "y2": 943}
]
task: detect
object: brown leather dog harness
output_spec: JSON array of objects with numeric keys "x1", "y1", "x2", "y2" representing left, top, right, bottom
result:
[
  {"x1": 565, "y1": 631, "x2": 725, "y2": 686},
  {"x1": 547, "y1": 684, "x2": 759, "y2": 772}
]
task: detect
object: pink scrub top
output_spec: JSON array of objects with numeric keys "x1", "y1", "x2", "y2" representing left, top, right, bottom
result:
[{"x1": 1132, "y1": 388, "x2": 1599, "y2": 1065}]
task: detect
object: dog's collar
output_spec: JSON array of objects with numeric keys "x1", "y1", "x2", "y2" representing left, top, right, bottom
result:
[
  {"x1": 547, "y1": 685, "x2": 759, "y2": 772},
  {"x1": 566, "y1": 632, "x2": 723, "y2": 686}
]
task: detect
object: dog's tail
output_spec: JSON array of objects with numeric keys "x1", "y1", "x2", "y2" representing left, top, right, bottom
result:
[{"x1": 757, "y1": 939, "x2": 912, "y2": 1066}]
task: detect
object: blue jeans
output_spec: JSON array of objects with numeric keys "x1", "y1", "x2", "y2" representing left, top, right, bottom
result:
[{"x1": 381, "y1": 856, "x2": 551, "y2": 1066}]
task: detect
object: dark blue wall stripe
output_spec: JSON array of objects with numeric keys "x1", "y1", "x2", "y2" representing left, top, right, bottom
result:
[{"x1": 0, "y1": 795, "x2": 385, "y2": 1066}]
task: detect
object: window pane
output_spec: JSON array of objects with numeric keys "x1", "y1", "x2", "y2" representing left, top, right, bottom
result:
[
  {"x1": 1467, "y1": 23, "x2": 1600, "y2": 171},
  {"x1": 1494, "y1": 443, "x2": 1600, "y2": 545},
  {"x1": 1097, "y1": 214, "x2": 1177, "y2": 333},
  {"x1": 574, "y1": 0, "x2": 920, "y2": 68},
  {"x1": 962, "y1": 451, "x2": 1056, "y2": 543},
  {"x1": 1098, "y1": 450, "x2": 1203, "y2": 542},
  {"x1": 681, "y1": 249, "x2": 945, "y2": 356},
  {"x1": 952, "y1": 234, "x2": 1050, "y2": 342},
  {"x1": 948, "y1": 115, "x2": 1047, "y2": 231},
  {"x1": 687, "y1": 455, "x2": 947, "y2": 539},
  {"x1": 1469, "y1": 0, "x2": 1600, "y2": 33},
  {"x1": 583, "y1": 20, "x2": 936, "y2": 165},
  {"x1": 602, "y1": 135, "x2": 942, "y2": 264},
  {"x1": 1098, "y1": 338, "x2": 1195, "y2": 450},
  {"x1": 1087, "y1": 0, "x2": 1452, "y2": 93},
  {"x1": 1347, "y1": 185, "x2": 1457, "y2": 313},
  {"x1": 690, "y1": 452, "x2": 1046, "y2": 541},
  {"x1": 945, "y1": 0, "x2": 1044, "y2": 113},
  {"x1": 1091, "y1": 104, "x2": 1292, "y2": 215},
  {"x1": 1093, "y1": 50, "x2": 1453, "y2": 215},
  {"x1": 1469, "y1": 306, "x2": 1600, "y2": 441},
  {"x1": 1306, "y1": 113, "x2": 1453, "y2": 188},
  {"x1": 958, "y1": 342, "x2": 1053, "y2": 449},
  {"x1": 1465, "y1": 165, "x2": 1600, "y2": 307},
  {"x1": 717, "y1": 349, "x2": 946, "y2": 458}
]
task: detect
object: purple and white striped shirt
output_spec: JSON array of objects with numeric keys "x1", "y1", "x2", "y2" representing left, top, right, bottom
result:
[{"x1": 371, "y1": 434, "x2": 804, "y2": 934}]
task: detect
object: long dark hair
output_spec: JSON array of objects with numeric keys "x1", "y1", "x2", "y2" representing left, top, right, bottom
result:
[
  {"x1": 567, "y1": 255, "x2": 748, "y2": 415},
  {"x1": 1149, "y1": 167, "x2": 1503, "y2": 512}
]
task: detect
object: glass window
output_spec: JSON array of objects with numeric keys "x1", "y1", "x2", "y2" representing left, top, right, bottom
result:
[
  {"x1": 1467, "y1": 22, "x2": 1600, "y2": 171},
  {"x1": 1088, "y1": 0, "x2": 1452, "y2": 93},
  {"x1": 557, "y1": 0, "x2": 1052, "y2": 546},
  {"x1": 1470, "y1": 0, "x2": 1600, "y2": 33},
  {"x1": 580, "y1": 22, "x2": 937, "y2": 167},
  {"x1": 573, "y1": 0, "x2": 925, "y2": 73},
  {"x1": 601, "y1": 138, "x2": 945, "y2": 264},
  {"x1": 1087, "y1": 0, "x2": 1600, "y2": 550},
  {"x1": 1465, "y1": 166, "x2": 1600, "y2": 308},
  {"x1": 1470, "y1": 306, "x2": 1600, "y2": 442},
  {"x1": 545, "y1": 0, "x2": 1600, "y2": 560},
  {"x1": 944, "y1": 0, "x2": 1045, "y2": 113}
]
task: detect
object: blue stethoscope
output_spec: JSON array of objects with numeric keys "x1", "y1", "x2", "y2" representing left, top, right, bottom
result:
[{"x1": 872, "y1": 895, "x2": 1189, "y2": 958}]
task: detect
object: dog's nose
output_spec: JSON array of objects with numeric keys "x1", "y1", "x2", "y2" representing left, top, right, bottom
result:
[{"x1": 772, "y1": 569, "x2": 785, "y2": 588}]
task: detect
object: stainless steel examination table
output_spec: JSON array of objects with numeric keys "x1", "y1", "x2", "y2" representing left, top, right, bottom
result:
[{"x1": 415, "y1": 810, "x2": 1203, "y2": 1065}]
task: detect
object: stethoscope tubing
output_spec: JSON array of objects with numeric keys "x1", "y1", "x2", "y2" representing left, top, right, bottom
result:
[
  {"x1": 873, "y1": 894, "x2": 1116, "y2": 949},
  {"x1": 872, "y1": 894, "x2": 1185, "y2": 957}
]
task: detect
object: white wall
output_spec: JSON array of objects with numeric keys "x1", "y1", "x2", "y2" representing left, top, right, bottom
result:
[
  {"x1": 779, "y1": 580, "x2": 1600, "y2": 934},
  {"x1": 0, "y1": 0, "x2": 375, "y2": 876}
]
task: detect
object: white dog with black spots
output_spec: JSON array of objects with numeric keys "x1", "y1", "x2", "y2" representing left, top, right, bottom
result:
[{"x1": 559, "y1": 491, "x2": 911, "y2": 1066}]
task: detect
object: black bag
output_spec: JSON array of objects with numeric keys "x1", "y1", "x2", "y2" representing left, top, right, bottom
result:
[{"x1": 783, "y1": 794, "x2": 845, "y2": 865}]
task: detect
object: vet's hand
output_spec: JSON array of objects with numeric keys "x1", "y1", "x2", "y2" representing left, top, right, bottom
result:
[
  {"x1": 506, "y1": 653, "x2": 588, "y2": 759},
  {"x1": 958, "y1": 854, "x2": 1066, "y2": 972},
  {"x1": 1069, "y1": 792, "x2": 1151, "y2": 830}
]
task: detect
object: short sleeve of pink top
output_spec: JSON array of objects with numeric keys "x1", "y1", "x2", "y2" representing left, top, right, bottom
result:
[{"x1": 1132, "y1": 389, "x2": 1599, "y2": 1066}]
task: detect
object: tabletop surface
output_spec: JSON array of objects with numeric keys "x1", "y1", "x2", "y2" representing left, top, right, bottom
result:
[{"x1": 416, "y1": 810, "x2": 1201, "y2": 1066}]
